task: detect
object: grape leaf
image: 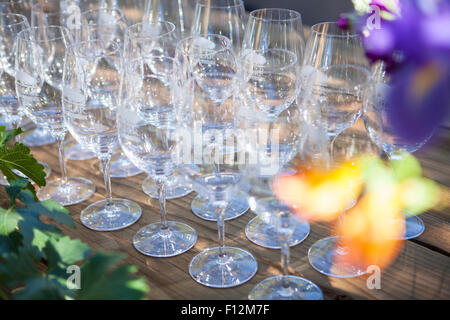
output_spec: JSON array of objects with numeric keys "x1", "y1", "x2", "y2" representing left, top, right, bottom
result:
[
  {"x1": 0, "y1": 247, "x2": 40, "y2": 287},
  {"x1": 43, "y1": 236, "x2": 91, "y2": 272},
  {"x1": 12, "y1": 276, "x2": 70, "y2": 300},
  {"x1": 0, "y1": 126, "x2": 22, "y2": 146},
  {"x1": 0, "y1": 143, "x2": 46, "y2": 187},
  {"x1": 77, "y1": 251, "x2": 149, "y2": 300}
]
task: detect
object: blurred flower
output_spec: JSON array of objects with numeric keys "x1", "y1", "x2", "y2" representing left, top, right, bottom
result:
[
  {"x1": 273, "y1": 162, "x2": 363, "y2": 222},
  {"x1": 336, "y1": 186, "x2": 405, "y2": 270},
  {"x1": 274, "y1": 153, "x2": 441, "y2": 270},
  {"x1": 342, "y1": 0, "x2": 450, "y2": 145}
]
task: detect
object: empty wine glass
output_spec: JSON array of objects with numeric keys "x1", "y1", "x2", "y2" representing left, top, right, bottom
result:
[
  {"x1": 125, "y1": 21, "x2": 192, "y2": 197},
  {"x1": 236, "y1": 97, "x2": 309, "y2": 249},
  {"x1": 143, "y1": 0, "x2": 195, "y2": 38},
  {"x1": 242, "y1": 8, "x2": 305, "y2": 61},
  {"x1": 191, "y1": 0, "x2": 246, "y2": 55},
  {"x1": 238, "y1": 8, "x2": 306, "y2": 248},
  {"x1": 0, "y1": 13, "x2": 52, "y2": 185},
  {"x1": 79, "y1": 7, "x2": 143, "y2": 177},
  {"x1": 175, "y1": 33, "x2": 257, "y2": 287},
  {"x1": 31, "y1": 0, "x2": 96, "y2": 159},
  {"x1": 307, "y1": 121, "x2": 380, "y2": 278},
  {"x1": 363, "y1": 68, "x2": 430, "y2": 239},
  {"x1": 63, "y1": 39, "x2": 141, "y2": 230},
  {"x1": 15, "y1": 26, "x2": 95, "y2": 205},
  {"x1": 176, "y1": 34, "x2": 249, "y2": 220},
  {"x1": 239, "y1": 165, "x2": 322, "y2": 300},
  {"x1": 118, "y1": 54, "x2": 197, "y2": 257}
]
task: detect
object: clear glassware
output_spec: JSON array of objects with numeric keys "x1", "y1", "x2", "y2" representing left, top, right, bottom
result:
[
  {"x1": 307, "y1": 120, "x2": 380, "y2": 278},
  {"x1": 0, "y1": 0, "x2": 24, "y2": 15},
  {"x1": 0, "y1": 13, "x2": 52, "y2": 185},
  {"x1": 191, "y1": 0, "x2": 246, "y2": 55},
  {"x1": 176, "y1": 33, "x2": 249, "y2": 220},
  {"x1": 239, "y1": 166, "x2": 322, "y2": 300},
  {"x1": 15, "y1": 26, "x2": 95, "y2": 205},
  {"x1": 143, "y1": 0, "x2": 195, "y2": 38},
  {"x1": 30, "y1": 0, "x2": 96, "y2": 159},
  {"x1": 175, "y1": 34, "x2": 257, "y2": 287},
  {"x1": 125, "y1": 21, "x2": 193, "y2": 197},
  {"x1": 22, "y1": 125, "x2": 56, "y2": 147},
  {"x1": 0, "y1": 13, "x2": 29, "y2": 132},
  {"x1": 79, "y1": 7, "x2": 143, "y2": 177},
  {"x1": 236, "y1": 99, "x2": 309, "y2": 249},
  {"x1": 241, "y1": 8, "x2": 305, "y2": 61},
  {"x1": 238, "y1": 8, "x2": 306, "y2": 248},
  {"x1": 363, "y1": 67, "x2": 430, "y2": 240},
  {"x1": 63, "y1": 39, "x2": 141, "y2": 230},
  {"x1": 119, "y1": 54, "x2": 197, "y2": 257}
]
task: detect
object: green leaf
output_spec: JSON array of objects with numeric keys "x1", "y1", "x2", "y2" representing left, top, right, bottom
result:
[
  {"x1": 0, "y1": 162, "x2": 37, "y2": 201},
  {"x1": 0, "y1": 247, "x2": 40, "y2": 287},
  {"x1": 0, "y1": 207, "x2": 23, "y2": 236},
  {"x1": 0, "y1": 126, "x2": 22, "y2": 147},
  {"x1": 77, "y1": 251, "x2": 149, "y2": 300},
  {"x1": 44, "y1": 236, "x2": 91, "y2": 272},
  {"x1": 0, "y1": 143, "x2": 46, "y2": 187},
  {"x1": 6, "y1": 179, "x2": 29, "y2": 205},
  {"x1": 12, "y1": 276, "x2": 70, "y2": 300},
  {"x1": 390, "y1": 151, "x2": 422, "y2": 181},
  {"x1": 18, "y1": 190, "x2": 74, "y2": 228}
]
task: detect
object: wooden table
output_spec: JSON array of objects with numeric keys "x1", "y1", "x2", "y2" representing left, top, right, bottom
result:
[{"x1": 3, "y1": 120, "x2": 449, "y2": 300}]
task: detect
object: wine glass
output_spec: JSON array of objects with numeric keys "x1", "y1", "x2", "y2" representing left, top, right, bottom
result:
[
  {"x1": 191, "y1": 0, "x2": 246, "y2": 55},
  {"x1": 175, "y1": 33, "x2": 258, "y2": 287},
  {"x1": 239, "y1": 165, "x2": 323, "y2": 300},
  {"x1": 30, "y1": 0, "x2": 96, "y2": 157},
  {"x1": 0, "y1": 13, "x2": 29, "y2": 133},
  {"x1": 306, "y1": 119, "x2": 380, "y2": 278},
  {"x1": 118, "y1": 54, "x2": 197, "y2": 257},
  {"x1": 143, "y1": 0, "x2": 195, "y2": 38},
  {"x1": 176, "y1": 34, "x2": 249, "y2": 220},
  {"x1": 15, "y1": 26, "x2": 95, "y2": 205},
  {"x1": 125, "y1": 21, "x2": 193, "y2": 197},
  {"x1": 79, "y1": 7, "x2": 143, "y2": 177},
  {"x1": 0, "y1": 13, "x2": 51, "y2": 185},
  {"x1": 363, "y1": 69, "x2": 431, "y2": 239},
  {"x1": 63, "y1": 39, "x2": 141, "y2": 230},
  {"x1": 235, "y1": 96, "x2": 310, "y2": 249},
  {"x1": 241, "y1": 8, "x2": 305, "y2": 61},
  {"x1": 238, "y1": 8, "x2": 306, "y2": 248}
]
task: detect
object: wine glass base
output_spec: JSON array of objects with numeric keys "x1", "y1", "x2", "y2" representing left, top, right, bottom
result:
[
  {"x1": 245, "y1": 216, "x2": 310, "y2": 249},
  {"x1": 308, "y1": 236, "x2": 367, "y2": 278},
  {"x1": 191, "y1": 193, "x2": 249, "y2": 221},
  {"x1": 248, "y1": 275, "x2": 323, "y2": 300},
  {"x1": 64, "y1": 140, "x2": 96, "y2": 161},
  {"x1": 402, "y1": 215, "x2": 425, "y2": 240},
  {"x1": 22, "y1": 127, "x2": 56, "y2": 147},
  {"x1": 142, "y1": 174, "x2": 193, "y2": 199},
  {"x1": 133, "y1": 221, "x2": 197, "y2": 257},
  {"x1": 189, "y1": 246, "x2": 258, "y2": 288},
  {"x1": 100, "y1": 155, "x2": 143, "y2": 178},
  {"x1": 0, "y1": 161, "x2": 51, "y2": 186},
  {"x1": 81, "y1": 198, "x2": 142, "y2": 231},
  {"x1": 37, "y1": 177, "x2": 95, "y2": 206}
]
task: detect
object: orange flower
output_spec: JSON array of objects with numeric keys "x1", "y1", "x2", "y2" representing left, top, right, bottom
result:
[
  {"x1": 336, "y1": 186, "x2": 405, "y2": 270},
  {"x1": 273, "y1": 162, "x2": 363, "y2": 222}
]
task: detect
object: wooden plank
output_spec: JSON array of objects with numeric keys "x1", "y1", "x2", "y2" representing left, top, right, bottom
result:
[{"x1": 1, "y1": 130, "x2": 447, "y2": 300}]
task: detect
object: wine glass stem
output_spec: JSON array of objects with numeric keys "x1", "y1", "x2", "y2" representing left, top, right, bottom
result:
[
  {"x1": 335, "y1": 211, "x2": 348, "y2": 255},
  {"x1": 279, "y1": 234, "x2": 291, "y2": 288},
  {"x1": 57, "y1": 135, "x2": 68, "y2": 184},
  {"x1": 99, "y1": 156, "x2": 113, "y2": 206},
  {"x1": 215, "y1": 201, "x2": 227, "y2": 257},
  {"x1": 157, "y1": 180, "x2": 169, "y2": 230}
]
